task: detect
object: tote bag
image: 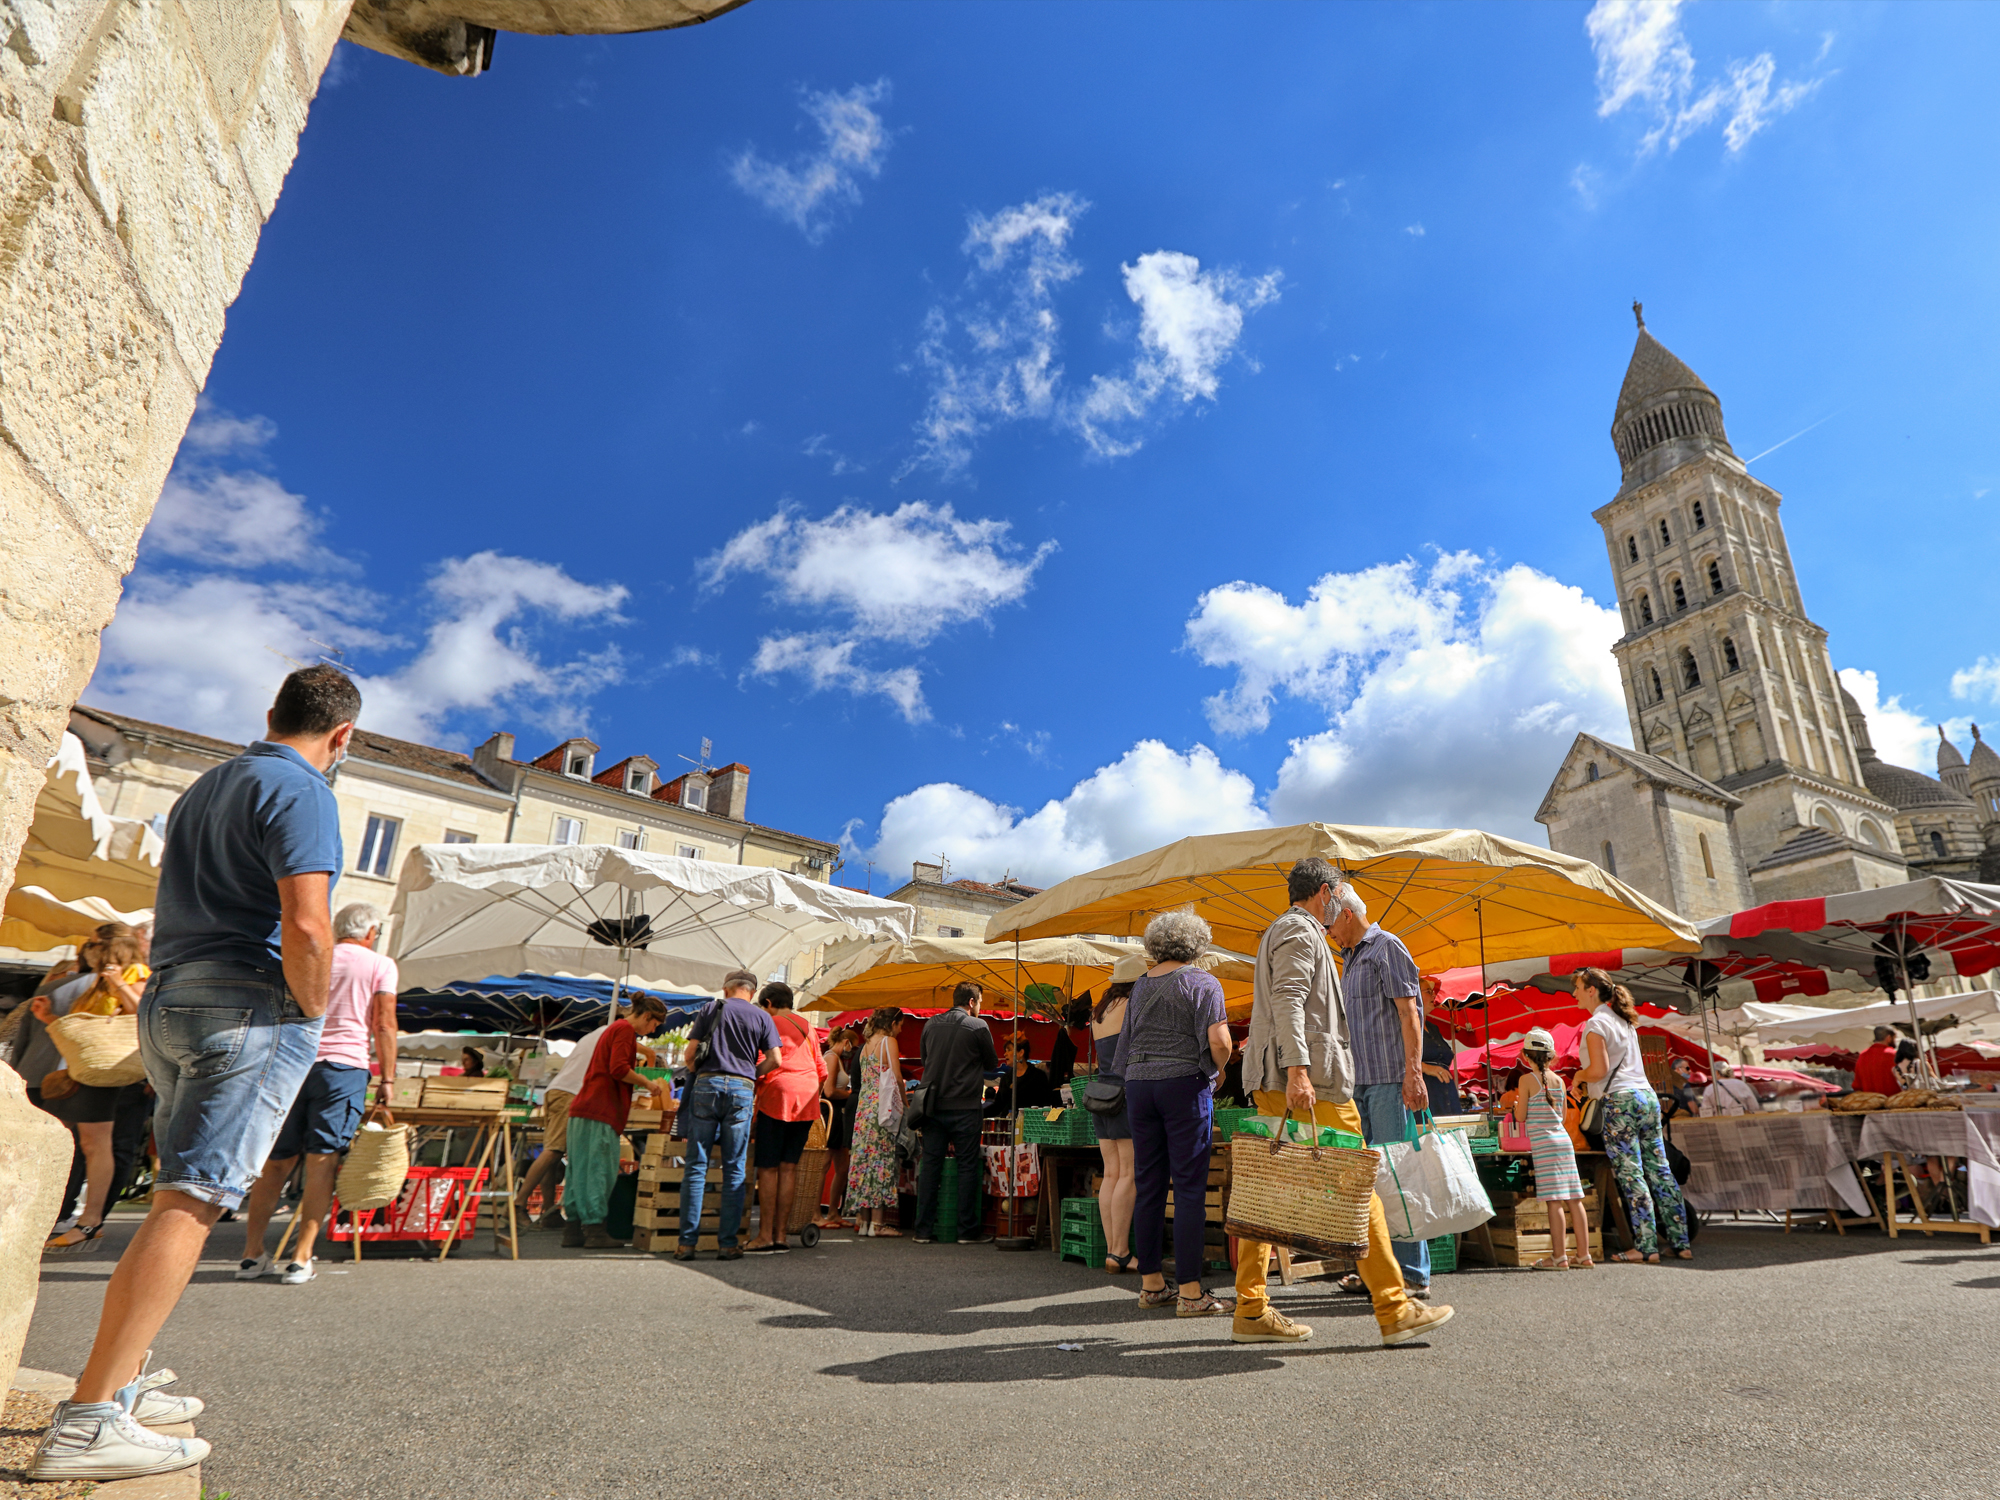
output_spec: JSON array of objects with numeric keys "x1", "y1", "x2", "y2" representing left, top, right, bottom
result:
[
  {"x1": 1375, "y1": 1114, "x2": 1494, "y2": 1241},
  {"x1": 48, "y1": 1011, "x2": 145, "y2": 1087}
]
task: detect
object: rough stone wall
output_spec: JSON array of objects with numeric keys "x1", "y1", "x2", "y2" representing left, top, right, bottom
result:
[
  {"x1": 0, "y1": 0, "x2": 351, "y2": 922},
  {"x1": 0, "y1": 1058, "x2": 81, "y2": 1401}
]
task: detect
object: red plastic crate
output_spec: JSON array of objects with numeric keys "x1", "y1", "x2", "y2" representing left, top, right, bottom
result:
[{"x1": 328, "y1": 1165, "x2": 489, "y2": 1246}]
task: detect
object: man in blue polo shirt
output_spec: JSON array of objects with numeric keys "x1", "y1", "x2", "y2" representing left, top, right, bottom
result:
[{"x1": 33, "y1": 666, "x2": 356, "y2": 1484}]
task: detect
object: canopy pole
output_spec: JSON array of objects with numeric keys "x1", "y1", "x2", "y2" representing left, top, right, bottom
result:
[
  {"x1": 997, "y1": 937, "x2": 1032, "y2": 1250},
  {"x1": 1477, "y1": 901, "x2": 1493, "y2": 1107},
  {"x1": 1896, "y1": 917, "x2": 1936, "y2": 1088}
]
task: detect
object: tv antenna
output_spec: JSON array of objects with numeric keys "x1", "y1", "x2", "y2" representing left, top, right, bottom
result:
[{"x1": 677, "y1": 737, "x2": 714, "y2": 774}]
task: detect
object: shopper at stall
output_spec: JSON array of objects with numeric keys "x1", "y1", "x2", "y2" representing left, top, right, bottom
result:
[
  {"x1": 459, "y1": 1047, "x2": 485, "y2": 1077},
  {"x1": 744, "y1": 982, "x2": 827, "y2": 1253},
  {"x1": 676, "y1": 970, "x2": 783, "y2": 1260},
  {"x1": 1049, "y1": 996, "x2": 1091, "y2": 1087},
  {"x1": 1701, "y1": 1060, "x2": 1762, "y2": 1116},
  {"x1": 1234, "y1": 860, "x2": 1456, "y2": 1348},
  {"x1": 1417, "y1": 980, "x2": 1465, "y2": 1119},
  {"x1": 1330, "y1": 888, "x2": 1432, "y2": 1296},
  {"x1": 565, "y1": 993, "x2": 671, "y2": 1250},
  {"x1": 844, "y1": 1008, "x2": 907, "y2": 1236},
  {"x1": 1091, "y1": 981, "x2": 1136, "y2": 1273},
  {"x1": 985, "y1": 1035, "x2": 1057, "y2": 1117},
  {"x1": 914, "y1": 982, "x2": 998, "y2": 1244},
  {"x1": 1574, "y1": 966, "x2": 1692, "y2": 1264},
  {"x1": 1511, "y1": 1027, "x2": 1592, "y2": 1270},
  {"x1": 235, "y1": 901, "x2": 399, "y2": 1284},
  {"x1": 32, "y1": 664, "x2": 359, "y2": 1484},
  {"x1": 514, "y1": 1014, "x2": 657, "y2": 1231},
  {"x1": 1854, "y1": 1027, "x2": 1900, "y2": 1096},
  {"x1": 1123, "y1": 911, "x2": 1232, "y2": 1318},
  {"x1": 818, "y1": 1025, "x2": 861, "y2": 1227}
]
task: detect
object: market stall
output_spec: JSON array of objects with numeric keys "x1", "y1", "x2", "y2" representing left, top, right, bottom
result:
[
  {"x1": 1670, "y1": 1112, "x2": 1877, "y2": 1229},
  {"x1": 1856, "y1": 1106, "x2": 2000, "y2": 1241}
]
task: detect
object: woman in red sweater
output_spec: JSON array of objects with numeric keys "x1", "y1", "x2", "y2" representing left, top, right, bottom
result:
[{"x1": 564, "y1": 994, "x2": 671, "y2": 1249}]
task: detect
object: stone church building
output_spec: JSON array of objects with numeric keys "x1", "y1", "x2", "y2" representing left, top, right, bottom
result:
[{"x1": 1537, "y1": 311, "x2": 2000, "y2": 920}]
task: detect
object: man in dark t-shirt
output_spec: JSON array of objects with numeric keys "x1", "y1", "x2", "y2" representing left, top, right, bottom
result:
[
  {"x1": 917, "y1": 983, "x2": 999, "y2": 1243},
  {"x1": 675, "y1": 970, "x2": 781, "y2": 1259}
]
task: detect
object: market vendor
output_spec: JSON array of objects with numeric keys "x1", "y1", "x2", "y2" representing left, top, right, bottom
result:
[
  {"x1": 985, "y1": 1034, "x2": 1056, "y2": 1115},
  {"x1": 1853, "y1": 1027, "x2": 1901, "y2": 1096},
  {"x1": 563, "y1": 993, "x2": 673, "y2": 1250}
]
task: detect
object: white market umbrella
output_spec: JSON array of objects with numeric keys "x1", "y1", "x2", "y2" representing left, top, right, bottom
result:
[
  {"x1": 388, "y1": 844, "x2": 917, "y2": 1010},
  {"x1": 2, "y1": 733, "x2": 163, "y2": 951}
]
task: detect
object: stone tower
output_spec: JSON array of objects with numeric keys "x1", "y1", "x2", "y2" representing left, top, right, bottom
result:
[{"x1": 1541, "y1": 310, "x2": 1906, "y2": 909}]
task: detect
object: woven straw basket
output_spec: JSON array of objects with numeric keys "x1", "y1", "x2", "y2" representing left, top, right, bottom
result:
[
  {"x1": 336, "y1": 1121, "x2": 413, "y2": 1211},
  {"x1": 48, "y1": 1012, "x2": 145, "y2": 1087},
  {"x1": 1225, "y1": 1119, "x2": 1381, "y2": 1258}
]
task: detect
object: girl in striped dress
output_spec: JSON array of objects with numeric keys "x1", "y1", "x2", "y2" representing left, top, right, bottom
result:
[{"x1": 1511, "y1": 1027, "x2": 1592, "y2": 1270}]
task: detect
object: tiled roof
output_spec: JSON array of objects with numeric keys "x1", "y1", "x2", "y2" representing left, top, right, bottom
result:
[
  {"x1": 73, "y1": 705, "x2": 241, "y2": 758},
  {"x1": 1615, "y1": 328, "x2": 1713, "y2": 421},
  {"x1": 349, "y1": 730, "x2": 503, "y2": 792}
]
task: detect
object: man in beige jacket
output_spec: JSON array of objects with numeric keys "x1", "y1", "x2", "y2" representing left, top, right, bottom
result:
[{"x1": 1232, "y1": 856, "x2": 1457, "y2": 1347}]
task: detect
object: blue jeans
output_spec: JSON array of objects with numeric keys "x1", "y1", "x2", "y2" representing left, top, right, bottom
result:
[
  {"x1": 682, "y1": 1074, "x2": 754, "y2": 1248},
  {"x1": 915, "y1": 1110, "x2": 983, "y2": 1237},
  {"x1": 1128, "y1": 1075, "x2": 1214, "y2": 1279},
  {"x1": 141, "y1": 962, "x2": 324, "y2": 1211},
  {"x1": 1357, "y1": 1082, "x2": 1431, "y2": 1289}
]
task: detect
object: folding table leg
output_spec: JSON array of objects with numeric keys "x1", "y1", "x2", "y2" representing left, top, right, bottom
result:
[{"x1": 440, "y1": 1121, "x2": 497, "y2": 1263}]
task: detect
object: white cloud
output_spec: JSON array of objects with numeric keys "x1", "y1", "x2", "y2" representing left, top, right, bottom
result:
[
  {"x1": 147, "y1": 468, "x2": 337, "y2": 570},
  {"x1": 1190, "y1": 554, "x2": 1629, "y2": 838},
  {"x1": 730, "y1": 80, "x2": 891, "y2": 243},
  {"x1": 1404, "y1": 223, "x2": 1426, "y2": 237},
  {"x1": 180, "y1": 397, "x2": 276, "y2": 455},
  {"x1": 1075, "y1": 252, "x2": 1281, "y2": 459},
  {"x1": 802, "y1": 434, "x2": 861, "y2": 475},
  {"x1": 853, "y1": 741, "x2": 1268, "y2": 888},
  {"x1": 1585, "y1": 0, "x2": 1823, "y2": 155},
  {"x1": 1839, "y1": 668, "x2": 1974, "y2": 776},
  {"x1": 1951, "y1": 657, "x2": 2000, "y2": 707},
  {"x1": 705, "y1": 501, "x2": 1054, "y2": 719}
]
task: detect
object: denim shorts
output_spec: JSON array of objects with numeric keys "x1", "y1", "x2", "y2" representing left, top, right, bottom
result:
[
  {"x1": 141, "y1": 962, "x2": 325, "y2": 1210},
  {"x1": 271, "y1": 1060, "x2": 371, "y2": 1159}
]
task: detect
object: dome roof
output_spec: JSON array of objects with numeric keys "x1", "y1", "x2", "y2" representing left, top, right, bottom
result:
[
  {"x1": 1938, "y1": 726, "x2": 1967, "y2": 773},
  {"x1": 1860, "y1": 757, "x2": 1976, "y2": 813},
  {"x1": 1972, "y1": 724, "x2": 2000, "y2": 779},
  {"x1": 1610, "y1": 309, "x2": 1734, "y2": 479}
]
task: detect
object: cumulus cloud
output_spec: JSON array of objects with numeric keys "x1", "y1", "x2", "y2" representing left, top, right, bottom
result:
[
  {"x1": 1951, "y1": 657, "x2": 2000, "y2": 707},
  {"x1": 704, "y1": 501, "x2": 1053, "y2": 720},
  {"x1": 145, "y1": 399, "x2": 341, "y2": 570},
  {"x1": 853, "y1": 741, "x2": 1269, "y2": 889},
  {"x1": 1585, "y1": 0, "x2": 1823, "y2": 155},
  {"x1": 1191, "y1": 554, "x2": 1629, "y2": 838},
  {"x1": 907, "y1": 195, "x2": 1279, "y2": 473},
  {"x1": 1839, "y1": 668, "x2": 1974, "y2": 775},
  {"x1": 730, "y1": 80, "x2": 891, "y2": 243}
]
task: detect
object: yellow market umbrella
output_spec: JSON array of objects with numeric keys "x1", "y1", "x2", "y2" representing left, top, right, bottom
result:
[
  {"x1": 1108, "y1": 947, "x2": 1260, "y2": 1023},
  {"x1": 799, "y1": 934, "x2": 1133, "y2": 1014},
  {"x1": 983, "y1": 823, "x2": 1698, "y2": 972},
  {"x1": 0, "y1": 886, "x2": 153, "y2": 954},
  {"x1": 4, "y1": 733, "x2": 163, "y2": 941}
]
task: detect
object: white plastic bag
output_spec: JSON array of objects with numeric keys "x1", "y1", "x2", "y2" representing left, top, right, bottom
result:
[{"x1": 1374, "y1": 1127, "x2": 1493, "y2": 1240}]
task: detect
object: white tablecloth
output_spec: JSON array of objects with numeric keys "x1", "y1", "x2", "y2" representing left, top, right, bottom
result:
[
  {"x1": 1857, "y1": 1110, "x2": 2000, "y2": 1229},
  {"x1": 1672, "y1": 1113, "x2": 1872, "y2": 1218}
]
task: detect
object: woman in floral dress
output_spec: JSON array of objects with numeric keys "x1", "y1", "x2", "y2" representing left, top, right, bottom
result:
[{"x1": 844, "y1": 1008, "x2": 908, "y2": 1236}]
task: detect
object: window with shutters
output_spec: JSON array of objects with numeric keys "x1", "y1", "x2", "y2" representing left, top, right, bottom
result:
[{"x1": 552, "y1": 816, "x2": 583, "y2": 845}]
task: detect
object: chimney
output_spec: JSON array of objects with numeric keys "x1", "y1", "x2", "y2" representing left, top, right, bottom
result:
[
  {"x1": 912, "y1": 860, "x2": 943, "y2": 885},
  {"x1": 709, "y1": 762, "x2": 751, "y2": 821},
  {"x1": 472, "y1": 731, "x2": 515, "y2": 784}
]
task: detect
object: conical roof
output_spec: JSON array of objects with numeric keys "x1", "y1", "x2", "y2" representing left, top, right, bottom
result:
[
  {"x1": 1615, "y1": 327, "x2": 1716, "y2": 424},
  {"x1": 1972, "y1": 724, "x2": 2000, "y2": 780},
  {"x1": 1938, "y1": 726, "x2": 1967, "y2": 772},
  {"x1": 1609, "y1": 308, "x2": 1733, "y2": 480}
]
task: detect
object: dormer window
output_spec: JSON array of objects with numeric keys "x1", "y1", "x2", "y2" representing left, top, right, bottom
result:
[
  {"x1": 565, "y1": 748, "x2": 593, "y2": 779},
  {"x1": 1707, "y1": 560, "x2": 1723, "y2": 595},
  {"x1": 682, "y1": 779, "x2": 708, "y2": 812},
  {"x1": 1670, "y1": 577, "x2": 1687, "y2": 612},
  {"x1": 1637, "y1": 592, "x2": 1653, "y2": 626},
  {"x1": 1692, "y1": 500, "x2": 1707, "y2": 530},
  {"x1": 627, "y1": 767, "x2": 651, "y2": 795},
  {"x1": 1658, "y1": 518, "x2": 1671, "y2": 546},
  {"x1": 1626, "y1": 535, "x2": 1639, "y2": 564}
]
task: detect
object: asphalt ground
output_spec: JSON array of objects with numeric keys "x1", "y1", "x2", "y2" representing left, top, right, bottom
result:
[{"x1": 21, "y1": 1211, "x2": 2000, "y2": 1500}]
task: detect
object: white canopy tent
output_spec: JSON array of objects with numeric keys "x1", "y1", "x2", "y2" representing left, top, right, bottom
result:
[
  {"x1": 387, "y1": 844, "x2": 917, "y2": 1003},
  {"x1": 2, "y1": 732, "x2": 161, "y2": 953},
  {"x1": 1719, "y1": 989, "x2": 2000, "y2": 1052}
]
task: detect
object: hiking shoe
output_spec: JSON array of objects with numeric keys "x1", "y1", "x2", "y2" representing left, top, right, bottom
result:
[
  {"x1": 672, "y1": 1244, "x2": 697, "y2": 1261},
  {"x1": 279, "y1": 1259, "x2": 316, "y2": 1285},
  {"x1": 1381, "y1": 1301, "x2": 1455, "y2": 1347},
  {"x1": 581, "y1": 1224, "x2": 617, "y2": 1250},
  {"x1": 130, "y1": 1370, "x2": 205, "y2": 1427},
  {"x1": 28, "y1": 1402, "x2": 209, "y2": 1481},
  {"x1": 561, "y1": 1220, "x2": 585, "y2": 1248},
  {"x1": 1233, "y1": 1306, "x2": 1314, "y2": 1343},
  {"x1": 235, "y1": 1253, "x2": 273, "y2": 1281}
]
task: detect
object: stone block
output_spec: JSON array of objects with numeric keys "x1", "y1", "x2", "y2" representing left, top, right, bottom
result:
[
  {"x1": 0, "y1": 1059, "x2": 74, "y2": 1397},
  {"x1": 232, "y1": 8, "x2": 313, "y2": 220},
  {"x1": 56, "y1": 0, "x2": 267, "y2": 385},
  {"x1": 283, "y1": 0, "x2": 354, "y2": 87},
  {"x1": 172, "y1": 0, "x2": 280, "y2": 138}
]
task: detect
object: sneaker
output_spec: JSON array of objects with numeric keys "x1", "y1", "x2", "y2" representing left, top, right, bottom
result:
[
  {"x1": 1232, "y1": 1306, "x2": 1314, "y2": 1344},
  {"x1": 130, "y1": 1369, "x2": 205, "y2": 1427},
  {"x1": 912, "y1": 1233, "x2": 936, "y2": 1244},
  {"x1": 28, "y1": 1402, "x2": 210, "y2": 1481},
  {"x1": 961, "y1": 1228, "x2": 996, "y2": 1245},
  {"x1": 235, "y1": 1253, "x2": 273, "y2": 1281},
  {"x1": 279, "y1": 1259, "x2": 316, "y2": 1285},
  {"x1": 1380, "y1": 1300, "x2": 1455, "y2": 1347}
]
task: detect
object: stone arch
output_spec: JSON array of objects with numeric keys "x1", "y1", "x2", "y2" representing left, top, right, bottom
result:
[
  {"x1": 1812, "y1": 805, "x2": 1842, "y2": 834},
  {"x1": 1721, "y1": 636, "x2": 1741, "y2": 673},
  {"x1": 1679, "y1": 647, "x2": 1701, "y2": 689},
  {"x1": 1637, "y1": 592, "x2": 1654, "y2": 626},
  {"x1": 1858, "y1": 819, "x2": 1887, "y2": 849}
]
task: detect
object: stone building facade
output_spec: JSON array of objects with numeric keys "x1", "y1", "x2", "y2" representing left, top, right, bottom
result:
[
  {"x1": 1540, "y1": 311, "x2": 1909, "y2": 917},
  {"x1": 1846, "y1": 708, "x2": 2000, "y2": 884}
]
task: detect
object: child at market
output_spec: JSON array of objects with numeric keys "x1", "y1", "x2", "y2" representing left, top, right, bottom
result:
[{"x1": 1510, "y1": 1028, "x2": 1592, "y2": 1271}]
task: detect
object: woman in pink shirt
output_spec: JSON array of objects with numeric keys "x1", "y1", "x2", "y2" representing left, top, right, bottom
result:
[{"x1": 744, "y1": 982, "x2": 826, "y2": 1252}]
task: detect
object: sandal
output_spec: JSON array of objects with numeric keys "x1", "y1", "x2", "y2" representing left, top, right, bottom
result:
[
  {"x1": 1675, "y1": 1248, "x2": 1694, "y2": 1260},
  {"x1": 1137, "y1": 1286, "x2": 1178, "y2": 1309},
  {"x1": 1177, "y1": 1291, "x2": 1233, "y2": 1318},
  {"x1": 873, "y1": 1226, "x2": 903, "y2": 1237},
  {"x1": 1609, "y1": 1249, "x2": 1649, "y2": 1264},
  {"x1": 1104, "y1": 1251, "x2": 1136, "y2": 1274},
  {"x1": 42, "y1": 1222, "x2": 104, "y2": 1255},
  {"x1": 1334, "y1": 1273, "x2": 1367, "y2": 1295},
  {"x1": 1570, "y1": 1254, "x2": 1596, "y2": 1269},
  {"x1": 1530, "y1": 1256, "x2": 1570, "y2": 1271}
]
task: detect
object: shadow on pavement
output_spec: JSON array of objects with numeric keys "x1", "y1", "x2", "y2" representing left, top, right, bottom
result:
[{"x1": 818, "y1": 1327, "x2": 1443, "y2": 1385}]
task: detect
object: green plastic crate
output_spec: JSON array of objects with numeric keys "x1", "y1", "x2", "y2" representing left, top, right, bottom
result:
[
  {"x1": 1021, "y1": 1107, "x2": 1096, "y2": 1147},
  {"x1": 1212, "y1": 1108, "x2": 1259, "y2": 1141},
  {"x1": 1428, "y1": 1234, "x2": 1458, "y2": 1274},
  {"x1": 929, "y1": 1158, "x2": 983, "y2": 1243}
]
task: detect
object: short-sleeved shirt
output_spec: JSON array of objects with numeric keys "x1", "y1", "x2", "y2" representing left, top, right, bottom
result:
[
  {"x1": 692, "y1": 996, "x2": 782, "y2": 1082},
  {"x1": 1341, "y1": 924, "x2": 1422, "y2": 1087},
  {"x1": 1582, "y1": 1009, "x2": 1652, "y2": 1098},
  {"x1": 569, "y1": 1019, "x2": 641, "y2": 1130},
  {"x1": 318, "y1": 943, "x2": 398, "y2": 1068},
  {"x1": 150, "y1": 742, "x2": 343, "y2": 971},
  {"x1": 1853, "y1": 1043, "x2": 1899, "y2": 1097},
  {"x1": 756, "y1": 1011, "x2": 827, "y2": 1122},
  {"x1": 548, "y1": 1025, "x2": 611, "y2": 1097},
  {"x1": 1120, "y1": 967, "x2": 1227, "y2": 1082}
]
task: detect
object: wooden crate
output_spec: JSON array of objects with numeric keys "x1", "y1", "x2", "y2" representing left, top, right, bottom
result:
[
  {"x1": 635, "y1": 1206, "x2": 718, "y2": 1230},
  {"x1": 422, "y1": 1076, "x2": 509, "y2": 1109},
  {"x1": 1508, "y1": 1203, "x2": 1603, "y2": 1232},
  {"x1": 1486, "y1": 1229, "x2": 1604, "y2": 1266},
  {"x1": 633, "y1": 1227, "x2": 720, "y2": 1253}
]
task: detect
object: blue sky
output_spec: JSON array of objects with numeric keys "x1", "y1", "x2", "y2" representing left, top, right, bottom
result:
[{"x1": 89, "y1": 0, "x2": 2000, "y2": 890}]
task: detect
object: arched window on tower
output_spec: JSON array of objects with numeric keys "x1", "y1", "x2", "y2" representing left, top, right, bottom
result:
[
  {"x1": 1649, "y1": 666, "x2": 1664, "y2": 702},
  {"x1": 1626, "y1": 535, "x2": 1639, "y2": 564},
  {"x1": 1601, "y1": 842, "x2": 1617, "y2": 878},
  {"x1": 1637, "y1": 592, "x2": 1653, "y2": 625},
  {"x1": 1692, "y1": 500, "x2": 1707, "y2": 530},
  {"x1": 1698, "y1": 832, "x2": 1716, "y2": 879},
  {"x1": 1930, "y1": 831, "x2": 1948, "y2": 859},
  {"x1": 1658, "y1": 518, "x2": 1672, "y2": 546},
  {"x1": 1707, "y1": 560, "x2": 1724, "y2": 594},
  {"x1": 1680, "y1": 648, "x2": 1701, "y2": 689},
  {"x1": 1671, "y1": 576, "x2": 1688, "y2": 612},
  {"x1": 1722, "y1": 636, "x2": 1741, "y2": 673}
]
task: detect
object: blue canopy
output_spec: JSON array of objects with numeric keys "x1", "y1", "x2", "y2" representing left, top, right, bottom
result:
[{"x1": 396, "y1": 973, "x2": 710, "y2": 1041}]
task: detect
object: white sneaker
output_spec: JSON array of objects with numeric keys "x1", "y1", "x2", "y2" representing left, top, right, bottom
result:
[
  {"x1": 130, "y1": 1368, "x2": 205, "y2": 1427},
  {"x1": 28, "y1": 1401, "x2": 210, "y2": 1481},
  {"x1": 279, "y1": 1258, "x2": 316, "y2": 1284},
  {"x1": 234, "y1": 1252, "x2": 273, "y2": 1281}
]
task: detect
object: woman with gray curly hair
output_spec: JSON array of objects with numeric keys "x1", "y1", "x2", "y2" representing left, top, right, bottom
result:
[{"x1": 1120, "y1": 909, "x2": 1234, "y2": 1318}]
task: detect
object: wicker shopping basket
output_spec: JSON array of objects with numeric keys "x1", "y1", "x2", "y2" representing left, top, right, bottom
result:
[
  {"x1": 1223, "y1": 1112, "x2": 1380, "y2": 1258},
  {"x1": 336, "y1": 1115, "x2": 414, "y2": 1211},
  {"x1": 48, "y1": 1012, "x2": 145, "y2": 1087}
]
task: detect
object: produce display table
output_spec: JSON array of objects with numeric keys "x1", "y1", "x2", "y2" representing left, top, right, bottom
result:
[
  {"x1": 1672, "y1": 1113, "x2": 1875, "y2": 1229},
  {"x1": 1857, "y1": 1109, "x2": 2000, "y2": 1241},
  {"x1": 314, "y1": 1105, "x2": 521, "y2": 1262}
]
